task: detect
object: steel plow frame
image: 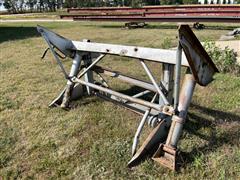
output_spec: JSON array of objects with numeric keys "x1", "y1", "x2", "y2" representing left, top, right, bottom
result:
[{"x1": 37, "y1": 24, "x2": 218, "y2": 171}]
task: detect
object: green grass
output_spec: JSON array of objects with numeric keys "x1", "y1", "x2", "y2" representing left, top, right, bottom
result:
[
  {"x1": 0, "y1": 22, "x2": 239, "y2": 179},
  {"x1": 0, "y1": 10, "x2": 67, "y2": 20}
]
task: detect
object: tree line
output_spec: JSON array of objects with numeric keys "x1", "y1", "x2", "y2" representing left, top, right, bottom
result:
[
  {"x1": 3, "y1": 0, "x2": 239, "y2": 13},
  {"x1": 3, "y1": 0, "x2": 64, "y2": 13},
  {"x1": 63, "y1": 0, "x2": 199, "y2": 8}
]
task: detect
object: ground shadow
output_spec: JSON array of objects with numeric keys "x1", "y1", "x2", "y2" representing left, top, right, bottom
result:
[
  {"x1": 70, "y1": 85, "x2": 154, "y2": 109},
  {"x1": 82, "y1": 23, "x2": 238, "y2": 31},
  {"x1": 0, "y1": 26, "x2": 39, "y2": 43},
  {"x1": 59, "y1": 84, "x2": 240, "y2": 168},
  {"x1": 82, "y1": 23, "x2": 178, "y2": 30},
  {"x1": 119, "y1": 86, "x2": 154, "y2": 101},
  {"x1": 180, "y1": 103, "x2": 240, "y2": 168}
]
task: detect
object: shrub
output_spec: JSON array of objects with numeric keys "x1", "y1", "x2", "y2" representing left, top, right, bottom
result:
[{"x1": 203, "y1": 41, "x2": 240, "y2": 76}]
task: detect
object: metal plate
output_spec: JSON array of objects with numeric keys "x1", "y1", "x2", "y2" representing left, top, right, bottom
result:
[
  {"x1": 178, "y1": 25, "x2": 219, "y2": 86},
  {"x1": 128, "y1": 118, "x2": 171, "y2": 168}
]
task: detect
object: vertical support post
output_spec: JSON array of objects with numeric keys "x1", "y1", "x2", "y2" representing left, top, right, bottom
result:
[
  {"x1": 166, "y1": 68, "x2": 196, "y2": 147},
  {"x1": 81, "y1": 39, "x2": 94, "y2": 96},
  {"x1": 152, "y1": 69, "x2": 196, "y2": 170},
  {"x1": 159, "y1": 63, "x2": 174, "y2": 106},
  {"x1": 61, "y1": 53, "x2": 82, "y2": 108},
  {"x1": 83, "y1": 53, "x2": 94, "y2": 95},
  {"x1": 174, "y1": 43, "x2": 182, "y2": 110}
]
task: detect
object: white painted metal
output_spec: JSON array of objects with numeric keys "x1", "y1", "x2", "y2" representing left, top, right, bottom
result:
[
  {"x1": 132, "y1": 93, "x2": 158, "y2": 156},
  {"x1": 72, "y1": 41, "x2": 189, "y2": 66}
]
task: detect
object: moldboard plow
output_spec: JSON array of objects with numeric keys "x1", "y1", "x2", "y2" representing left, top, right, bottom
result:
[{"x1": 37, "y1": 25, "x2": 218, "y2": 170}]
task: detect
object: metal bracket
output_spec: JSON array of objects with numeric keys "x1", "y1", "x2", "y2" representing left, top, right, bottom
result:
[
  {"x1": 152, "y1": 144, "x2": 178, "y2": 170},
  {"x1": 179, "y1": 25, "x2": 219, "y2": 86}
]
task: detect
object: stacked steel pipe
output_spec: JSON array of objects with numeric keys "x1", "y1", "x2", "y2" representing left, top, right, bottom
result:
[{"x1": 60, "y1": 5, "x2": 240, "y2": 23}]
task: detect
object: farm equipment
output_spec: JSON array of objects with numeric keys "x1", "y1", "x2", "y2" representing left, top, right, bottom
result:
[{"x1": 37, "y1": 24, "x2": 218, "y2": 170}]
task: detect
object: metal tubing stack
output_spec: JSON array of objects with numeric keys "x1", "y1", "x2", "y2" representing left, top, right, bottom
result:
[{"x1": 60, "y1": 5, "x2": 240, "y2": 23}]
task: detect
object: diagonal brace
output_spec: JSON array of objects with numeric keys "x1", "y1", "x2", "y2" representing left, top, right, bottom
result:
[{"x1": 140, "y1": 60, "x2": 169, "y2": 105}]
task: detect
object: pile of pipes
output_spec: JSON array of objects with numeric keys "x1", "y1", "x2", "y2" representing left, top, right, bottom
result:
[{"x1": 60, "y1": 5, "x2": 240, "y2": 24}]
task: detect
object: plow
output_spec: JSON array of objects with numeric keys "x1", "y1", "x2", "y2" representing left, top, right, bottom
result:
[{"x1": 37, "y1": 24, "x2": 218, "y2": 170}]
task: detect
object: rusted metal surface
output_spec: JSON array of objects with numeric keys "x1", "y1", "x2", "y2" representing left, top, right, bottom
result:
[
  {"x1": 152, "y1": 71, "x2": 196, "y2": 170},
  {"x1": 152, "y1": 144, "x2": 177, "y2": 170},
  {"x1": 128, "y1": 118, "x2": 172, "y2": 168},
  {"x1": 73, "y1": 16, "x2": 240, "y2": 23},
  {"x1": 61, "y1": 10, "x2": 240, "y2": 19},
  {"x1": 67, "y1": 5, "x2": 240, "y2": 14},
  {"x1": 61, "y1": 5, "x2": 240, "y2": 23},
  {"x1": 37, "y1": 24, "x2": 219, "y2": 172},
  {"x1": 179, "y1": 25, "x2": 219, "y2": 86}
]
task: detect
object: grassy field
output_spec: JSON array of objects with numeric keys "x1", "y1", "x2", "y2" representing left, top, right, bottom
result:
[
  {"x1": 0, "y1": 22, "x2": 239, "y2": 179},
  {"x1": 0, "y1": 10, "x2": 66, "y2": 20}
]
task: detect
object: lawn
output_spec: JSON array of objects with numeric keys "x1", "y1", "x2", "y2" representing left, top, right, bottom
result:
[{"x1": 0, "y1": 22, "x2": 239, "y2": 179}]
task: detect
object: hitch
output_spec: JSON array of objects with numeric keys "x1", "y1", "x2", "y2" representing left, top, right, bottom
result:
[{"x1": 37, "y1": 24, "x2": 218, "y2": 171}]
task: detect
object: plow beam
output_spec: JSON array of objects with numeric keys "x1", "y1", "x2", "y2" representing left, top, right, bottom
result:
[{"x1": 37, "y1": 25, "x2": 75, "y2": 58}]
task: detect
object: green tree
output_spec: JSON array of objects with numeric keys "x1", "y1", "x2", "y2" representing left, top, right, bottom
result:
[
  {"x1": 4, "y1": 0, "x2": 19, "y2": 13},
  {"x1": 131, "y1": 0, "x2": 142, "y2": 7},
  {"x1": 182, "y1": 0, "x2": 198, "y2": 4},
  {"x1": 160, "y1": 0, "x2": 172, "y2": 5},
  {"x1": 142, "y1": 0, "x2": 160, "y2": 5}
]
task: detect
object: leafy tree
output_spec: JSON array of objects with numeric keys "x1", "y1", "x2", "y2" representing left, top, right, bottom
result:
[
  {"x1": 4, "y1": 0, "x2": 19, "y2": 13},
  {"x1": 3, "y1": 0, "x2": 64, "y2": 13},
  {"x1": 131, "y1": 0, "x2": 142, "y2": 7},
  {"x1": 175, "y1": 0, "x2": 183, "y2": 4},
  {"x1": 143, "y1": 0, "x2": 160, "y2": 5},
  {"x1": 160, "y1": 0, "x2": 172, "y2": 5},
  {"x1": 182, "y1": 0, "x2": 198, "y2": 4}
]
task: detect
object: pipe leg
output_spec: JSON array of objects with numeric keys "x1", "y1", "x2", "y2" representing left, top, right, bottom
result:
[
  {"x1": 83, "y1": 54, "x2": 94, "y2": 95},
  {"x1": 152, "y1": 68, "x2": 196, "y2": 170},
  {"x1": 159, "y1": 63, "x2": 174, "y2": 106},
  {"x1": 174, "y1": 43, "x2": 182, "y2": 110},
  {"x1": 167, "y1": 69, "x2": 196, "y2": 147},
  {"x1": 61, "y1": 53, "x2": 82, "y2": 108}
]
